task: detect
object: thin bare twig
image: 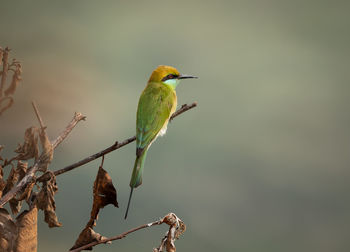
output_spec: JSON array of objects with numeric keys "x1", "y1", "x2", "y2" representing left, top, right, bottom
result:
[
  {"x1": 69, "y1": 212, "x2": 185, "y2": 252},
  {"x1": 0, "y1": 111, "x2": 86, "y2": 207},
  {"x1": 31, "y1": 101, "x2": 46, "y2": 130},
  {"x1": 37, "y1": 102, "x2": 197, "y2": 181},
  {"x1": 51, "y1": 112, "x2": 86, "y2": 149}
]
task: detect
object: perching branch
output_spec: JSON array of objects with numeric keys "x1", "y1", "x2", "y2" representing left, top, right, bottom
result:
[
  {"x1": 0, "y1": 109, "x2": 86, "y2": 207},
  {"x1": 169, "y1": 102, "x2": 197, "y2": 121},
  {"x1": 37, "y1": 102, "x2": 197, "y2": 182},
  {"x1": 69, "y1": 213, "x2": 186, "y2": 252},
  {"x1": 52, "y1": 135, "x2": 136, "y2": 178}
]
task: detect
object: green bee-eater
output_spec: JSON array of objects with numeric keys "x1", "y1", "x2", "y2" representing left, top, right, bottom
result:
[{"x1": 125, "y1": 65, "x2": 197, "y2": 219}]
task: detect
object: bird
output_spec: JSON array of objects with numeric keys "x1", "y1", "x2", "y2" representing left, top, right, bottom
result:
[{"x1": 124, "y1": 65, "x2": 197, "y2": 219}]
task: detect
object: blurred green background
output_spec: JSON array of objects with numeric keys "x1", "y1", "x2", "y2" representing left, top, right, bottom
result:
[{"x1": 1, "y1": 0, "x2": 350, "y2": 251}]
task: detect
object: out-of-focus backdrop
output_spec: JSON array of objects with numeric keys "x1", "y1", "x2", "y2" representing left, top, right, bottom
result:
[{"x1": 1, "y1": 0, "x2": 350, "y2": 251}]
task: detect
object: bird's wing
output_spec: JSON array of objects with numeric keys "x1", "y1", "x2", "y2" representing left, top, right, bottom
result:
[{"x1": 136, "y1": 83, "x2": 175, "y2": 154}]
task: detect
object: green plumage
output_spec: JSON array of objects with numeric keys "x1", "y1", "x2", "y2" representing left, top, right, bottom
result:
[{"x1": 130, "y1": 81, "x2": 176, "y2": 188}]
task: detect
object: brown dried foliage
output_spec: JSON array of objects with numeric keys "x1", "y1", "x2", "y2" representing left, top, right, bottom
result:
[
  {"x1": 0, "y1": 207, "x2": 38, "y2": 252},
  {"x1": 0, "y1": 80, "x2": 65, "y2": 251},
  {"x1": 6, "y1": 161, "x2": 28, "y2": 214},
  {"x1": 1, "y1": 123, "x2": 55, "y2": 218},
  {"x1": 14, "y1": 127, "x2": 40, "y2": 161},
  {"x1": 3, "y1": 164, "x2": 17, "y2": 196},
  {"x1": 89, "y1": 159, "x2": 119, "y2": 227},
  {"x1": 0, "y1": 171, "x2": 5, "y2": 199},
  {"x1": 5, "y1": 59, "x2": 22, "y2": 96},
  {"x1": 35, "y1": 172, "x2": 61, "y2": 227},
  {"x1": 38, "y1": 128, "x2": 54, "y2": 172},
  {"x1": 71, "y1": 157, "x2": 118, "y2": 250},
  {"x1": 0, "y1": 46, "x2": 22, "y2": 115},
  {"x1": 154, "y1": 213, "x2": 186, "y2": 252},
  {"x1": 14, "y1": 207, "x2": 38, "y2": 252},
  {"x1": 70, "y1": 227, "x2": 109, "y2": 251},
  {"x1": 0, "y1": 208, "x2": 16, "y2": 251}
]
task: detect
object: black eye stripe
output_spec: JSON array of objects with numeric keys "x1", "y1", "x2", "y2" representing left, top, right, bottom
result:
[{"x1": 162, "y1": 74, "x2": 179, "y2": 82}]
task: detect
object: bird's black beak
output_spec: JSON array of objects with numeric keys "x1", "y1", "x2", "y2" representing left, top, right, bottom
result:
[{"x1": 178, "y1": 74, "x2": 198, "y2": 79}]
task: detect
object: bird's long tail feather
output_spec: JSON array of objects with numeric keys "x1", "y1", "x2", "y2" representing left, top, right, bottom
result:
[
  {"x1": 124, "y1": 187, "x2": 133, "y2": 219},
  {"x1": 124, "y1": 151, "x2": 147, "y2": 219}
]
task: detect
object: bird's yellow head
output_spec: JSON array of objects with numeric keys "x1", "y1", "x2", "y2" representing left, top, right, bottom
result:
[{"x1": 148, "y1": 65, "x2": 197, "y2": 89}]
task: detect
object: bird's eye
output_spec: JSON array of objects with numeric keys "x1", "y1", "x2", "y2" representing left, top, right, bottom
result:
[
  {"x1": 162, "y1": 74, "x2": 176, "y2": 81},
  {"x1": 162, "y1": 74, "x2": 178, "y2": 81}
]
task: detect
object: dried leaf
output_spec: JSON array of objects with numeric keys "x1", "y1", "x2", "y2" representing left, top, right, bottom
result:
[
  {"x1": 70, "y1": 227, "x2": 108, "y2": 251},
  {"x1": 9, "y1": 198, "x2": 22, "y2": 215},
  {"x1": 16, "y1": 161, "x2": 28, "y2": 180},
  {"x1": 155, "y1": 213, "x2": 186, "y2": 252},
  {"x1": 3, "y1": 164, "x2": 18, "y2": 195},
  {"x1": 70, "y1": 163, "x2": 117, "y2": 251},
  {"x1": 4, "y1": 62, "x2": 22, "y2": 96},
  {"x1": 162, "y1": 213, "x2": 186, "y2": 240},
  {"x1": 38, "y1": 128, "x2": 53, "y2": 172},
  {"x1": 0, "y1": 178, "x2": 5, "y2": 198},
  {"x1": 88, "y1": 166, "x2": 118, "y2": 227},
  {"x1": 15, "y1": 207, "x2": 37, "y2": 252},
  {"x1": 15, "y1": 161, "x2": 29, "y2": 199},
  {"x1": 3, "y1": 161, "x2": 29, "y2": 214},
  {"x1": 15, "y1": 127, "x2": 40, "y2": 161},
  {"x1": 35, "y1": 173, "x2": 61, "y2": 227},
  {"x1": 0, "y1": 208, "x2": 16, "y2": 252}
]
